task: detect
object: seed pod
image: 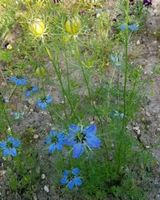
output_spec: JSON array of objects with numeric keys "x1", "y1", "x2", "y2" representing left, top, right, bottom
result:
[
  {"x1": 65, "y1": 16, "x2": 81, "y2": 35},
  {"x1": 35, "y1": 67, "x2": 46, "y2": 77},
  {"x1": 29, "y1": 18, "x2": 45, "y2": 37}
]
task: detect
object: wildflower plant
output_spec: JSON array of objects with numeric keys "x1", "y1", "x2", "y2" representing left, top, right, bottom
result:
[
  {"x1": 0, "y1": 136, "x2": 21, "y2": 157},
  {"x1": 60, "y1": 168, "x2": 82, "y2": 190},
  {"x1": 0, "y1": 0, "x2": 156, "y2": 199},
  {"x1": 66, "y1": 124, "x2": 101, "y2": 158}
]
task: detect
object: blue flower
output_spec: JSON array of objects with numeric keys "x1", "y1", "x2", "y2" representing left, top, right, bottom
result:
[
  {"x1": 36, "y1": 95, "x2": 53, "y2": 110},
  {"x1": 119, "y1": 23, "x2": 127, "y2": 31},
  {"x1": 110, "y1": 53, "x2": 122, "y2": 68},
  {"x1": 60, "y1": 168, "x2": 82, "y2": 190},
  {"x1": 9, "y1": 76, "x2": 27, "y2": 86},
  {"x1": 25, "y1": 86, "x2": 39, "y2": 97},
  {"x1": 0, "y1": 136, "x2": 21, "y2": 157},
  {"x1": 45, "y1": 130, "x2": 65, "y2": 153},
  {"x1": 65, "y1": 124, "x2": 101, "y2": 158},
  {"x1": 120, "y1": 23, "x2": 139, "y2": 32},
  {"x1": 128, "y1": 24, "x2": 139, "y2": 32}
]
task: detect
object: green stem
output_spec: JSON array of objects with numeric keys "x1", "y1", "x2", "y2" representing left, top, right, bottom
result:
[{"x1": 45, "y1": 46, "x2": 80, "y2": 122}]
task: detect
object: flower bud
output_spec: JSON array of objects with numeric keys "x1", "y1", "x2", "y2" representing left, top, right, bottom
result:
[
  {"x1": 30, "y1": 18, "x2": 45, "y2": 37},
  {"x1": 65, "y1": 16, "x2": 81, "y2": 35}
]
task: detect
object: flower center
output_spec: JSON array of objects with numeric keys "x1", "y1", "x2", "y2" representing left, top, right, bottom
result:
[
  {"x1": 7, "y1": 142, "x2": 13, "y2": 148},
  {"x1": 75, "y1": 132, "x2": 86, "y2": 143},
  {"x1": 51, "y1": 136, "x2": 58, "y2": 144}
]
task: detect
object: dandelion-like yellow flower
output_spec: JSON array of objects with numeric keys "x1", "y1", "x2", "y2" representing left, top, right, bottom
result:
[
  {"x1": 65, "y1": 16, "x2": 81, "y2": 35},
  {"x1": 29, "y1": 18, "x2": 45, "y2": 38}
]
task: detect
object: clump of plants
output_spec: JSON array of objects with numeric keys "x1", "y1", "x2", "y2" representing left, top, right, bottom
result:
[{"x1": 0, "y1": 0, "x2": 155, "y2": 199}]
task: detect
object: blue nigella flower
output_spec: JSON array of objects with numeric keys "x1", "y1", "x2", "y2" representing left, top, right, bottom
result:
[
  {"x1": 120, "y1": 23, "x2": 139, "y2": 32},
  {"x1": 9, "y1": 76, "x2": 27, "y2": 86},
  {"x1": 119, "y1": 23, "x2": 127, "y2": 31},
  {"x1": 60, "y1": 168, "x2": 82, "y2": 190},
  {"x1": 128, "y1": 24, "x2": 139, "y2": 32},
  {"x1": 65, "y1": 124, "x2": 101, "y2": 158},
  {"x1": 0, "y1": 136, "x2": 21, "y2": 157},
  {"x1": 45, "y1": 130, "x2": 65, "y2": 153},
  {"x1": 25, "y1": 86, "x2": 39, "y2": 97},
  {"x1": 110, "y1": 53, "x2": 122, "y2": 68},
  {"x1": 36, "y1": 95, "x2": 53, "y2": 110}
]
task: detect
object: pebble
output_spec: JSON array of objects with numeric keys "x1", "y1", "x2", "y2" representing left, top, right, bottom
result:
[
  {"x1": 44, "y1": 185, "x2": 49, "y2": 193},
  {"x1": 33, "y1": 134, "x2": 39, "y2": 139},
  {"x1": 41, "y1": 174, "x2": 46, "y2": 180},
  {"x1": 136, "y1": 40, "x2": 140, "y2": 45}
]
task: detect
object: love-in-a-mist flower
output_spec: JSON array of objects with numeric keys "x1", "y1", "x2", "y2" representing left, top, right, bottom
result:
[
  {"x1": 60, "y1": 168, "x2": 82, "y2": 190},
  {"x1": 65, "y1": 124, "x2": 101, "y2": 158},
  {"x1": 36, "y1": 95, "x2": 53, "y2": 110},
  {"x1": 25, "y1": 86, "x2": 39, "y2": 97},
  {"x1": 45, "y1": 130, "x2": 65, "y2": 153},
  {"x1": 0, "y1": 136, "x2": 21, "y2": 157},
  {"x1": 9, "y1": 76, "x2": 27, "y2": 86},
  {"x1": 120, "y1": 23, "x2": 139, "y2": 32}
]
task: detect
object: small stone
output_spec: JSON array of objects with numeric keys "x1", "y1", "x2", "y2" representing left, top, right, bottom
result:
[
  {"x1": 136, "y1": 40, "x2": 140, "y2": 45},
  {"x1": 33, "y1": 134, "x2": 39, "y2": 139},
  {"x1": 146, "y1": 145, "x2": 150, "y2": 149},
  {"x1": 41, "y1": 174, "x2": 46, "y2": 179},
  {"x1": 44, "y1": 185, "x2": 49, "y2": 193}
]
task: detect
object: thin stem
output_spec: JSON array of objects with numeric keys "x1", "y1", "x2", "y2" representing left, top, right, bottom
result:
[{"x1": 45, "y1": 46, "x2": 80, "y2": 122}]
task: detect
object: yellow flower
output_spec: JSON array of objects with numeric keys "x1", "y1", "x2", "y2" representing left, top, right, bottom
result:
[
  {"x1": 65, "y1": 16, "x2": 81, "y2": 35},
  {"x1": 29, "y1": 18, "x2": 45, "y2": 37}
]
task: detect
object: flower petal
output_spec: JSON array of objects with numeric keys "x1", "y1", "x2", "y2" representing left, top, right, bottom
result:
[
  {"x1": 73, "y1": 177, "x2": 82, "y2": 186},
  {"x1": 86, "y1": 136, "x2": 101, "y2": 148},
  {"x1": 84, "y1": 124, "x2": 97, "y2": 137},
  {"x1": 48, "y1": 144, "x2": 56, "y2": 153},
  {"x1": 67, "y1": 180, "x2": 75, "y2": 190},
  {"x1": 0, "y1": 141, "x2": 7, "y2": 149},
  {"x1": 69, "y1": 124, "x2": 80, "y2": 134},
  {"x1": 72, "y1": 168, "x2": 80, "y2": 176},
  {"x1": 60, "y1": 175, "x2": 68, "y2": 185},
  {"x1": 73, "y1": 143, "x2": 84, "y2": 158},
  {"x1": 10, "y1": 148, "x2": 17, "y2": 157}
]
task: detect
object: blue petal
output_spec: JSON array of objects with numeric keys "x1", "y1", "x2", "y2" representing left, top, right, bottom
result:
[
  {"x1": 69, "y1": 124, "x2": 80, "y2": 134},
  {"x1": 65, "y1": 135, "x2": 76, "y2": 146},
  {"x1": 120, "y1": 24, "x2": 127, "y2": 31},
  {"x1": 48, "y1": 144, "x2": 56, "y2": 153},
  {"x1": 45, "y1": 136, "x2": 52, "y2": 144},
  {"x1": 3, "y1": 148, "x2": 10, "y2": 157},
  {"x1": 60, "y1": 175, "x2": 68, "y2": 185},
  {"x1": 0, "y1": 141, "x2": 7, "y2": 149},
  {"x1": 46, "y1": 95, "x2": 53, "y2": 104},
  {"x1": 49, "y1": 130, "x2": 57, "y2": 137},
  {"x1": 73, "y1": 143, "x2": 84, "y2": 158},
  {"x1": 73, "y1": 177, "x2": 82, "y2": 186},
  {"x1": 72, "y1": 168, "x2": 80, "y2": 176},
  {"x1": 67, "y1": 180, "x2": 75, "y2": 190},
  {"x1": 86, "y1": 135, "x2": 101, "y2": 148},
  {"x1": 25, "y1": 90, "x2": 32, "y2": 97},
  {"x1": 63, "y1": 170, "x2": 69, "y2": 176},
  {"x1": 84, "y1": 124, "x2": 97, "y2": 137},
  {"x1": 10, "y1": 148, "x2": 17, "y2": 157},
  {"x1": 37, "y1": 100, "x2": 47, "y2": 110},
  {"x1": 128, "y1": 24, "x2": 139, "y2": 32},
  {"x1": 56, "y1": 143, "x2": 63, "y2": 151}
]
